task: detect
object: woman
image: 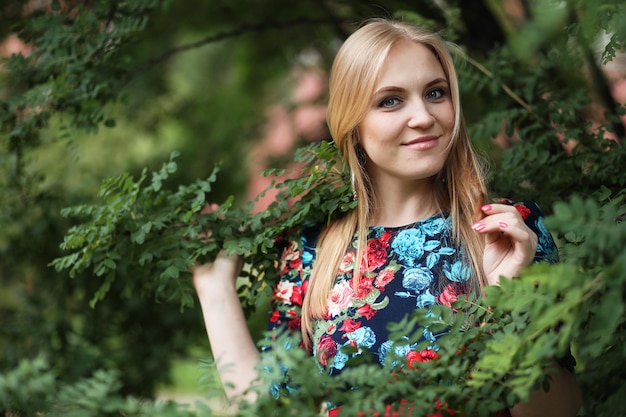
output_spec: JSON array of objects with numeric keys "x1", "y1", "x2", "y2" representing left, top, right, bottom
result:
[{"x1": 193, "y1": 19, "x2": 582, "y2": 417}]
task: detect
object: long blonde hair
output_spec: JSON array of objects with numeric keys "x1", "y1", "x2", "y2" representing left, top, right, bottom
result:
[{"x1": 301, "y1": 19, "x2": 488, "y2": 348}]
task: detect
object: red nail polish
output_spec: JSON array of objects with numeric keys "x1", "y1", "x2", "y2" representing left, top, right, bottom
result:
[
  {"x1": 499, "y1": 221, "x2": 508, "y2": 228},
  {"x1": 472, "y1": 222, "x2": 485, "y2": 231}
]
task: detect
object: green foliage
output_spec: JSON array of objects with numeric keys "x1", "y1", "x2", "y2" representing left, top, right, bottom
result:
[
  {"x1": 52, "y1": 151, "x2": 219, "y2": 308},
  {"x1": 0, "y1": 357, "x2": 202, "y2": 417},
  {"x1": 52, "y1": 141, "x2": 354, "y2": 315},
  {"x1": 0, "y1": 356, "x2": 54, "y2": 413},
  {"x1": 1, "y1": 0, "x2": 626, "y2": 416},
  {"x1": 3, "y1": 0, "x2": 164, "y2": 144}
]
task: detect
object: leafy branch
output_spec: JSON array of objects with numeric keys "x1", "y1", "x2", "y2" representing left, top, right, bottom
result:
[
  {"x1": 124, "y1": 16, "x2": 344, "y2": 85},
  {"x1": 51, "y1": 141, "x2": 354, "y2": 311}
]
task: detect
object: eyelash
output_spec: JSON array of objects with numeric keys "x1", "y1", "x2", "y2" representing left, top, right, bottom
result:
[
  {"x1": 379, "y1": 97, "x2": 401, "y2": 108},
  {"x1": 426, "y1": 88, "x2": 446, "y2": 100},
  {"x1": 377, "y1": 88, "x2": 448, "y2": 108}
]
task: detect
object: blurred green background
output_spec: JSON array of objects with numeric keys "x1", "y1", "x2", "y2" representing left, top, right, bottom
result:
[{"x1": 1, "y1": 0, "x2": 624, "y2": 414}]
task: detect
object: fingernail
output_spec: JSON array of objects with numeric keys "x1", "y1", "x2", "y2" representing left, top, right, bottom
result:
[
  {"x1": 499, "y1": 221, "x2": 508, "y2": 228},
  {"x1": 481, "y1": 205, "x2": 492, "y2": 212},
  {"x1": 472, "y1": 222, "x2": 486, "y2": 231}
]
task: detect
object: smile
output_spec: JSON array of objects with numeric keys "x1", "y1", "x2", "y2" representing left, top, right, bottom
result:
[{"x1": 402, "y1": 135, "x2": 440, "y2": 150}]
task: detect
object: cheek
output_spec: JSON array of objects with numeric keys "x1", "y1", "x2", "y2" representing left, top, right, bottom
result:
[
  {"x1": 358, "y1": 118, "x2": 377, "y2": 142},
  {"x1": 359, "y1": 115, "x2": 400, "y2": 144},
  {"x1": 440, "y1": 103, "x2": 455, "y2": 131},
  {"x1": 356, "y1": 125, "x2": 376, "y2": 153}
]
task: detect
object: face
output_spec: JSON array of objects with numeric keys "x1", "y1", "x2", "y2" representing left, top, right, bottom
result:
[{"x1": 357, "y1": 40, "x2": 455, "y2": 191}]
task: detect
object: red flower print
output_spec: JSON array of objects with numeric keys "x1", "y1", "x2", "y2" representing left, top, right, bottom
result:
[
  {"x1": 273, "y1": 281, "x2": 295, "y2": 305},
  {"x1": 287, "y1": 317, "x2": 301, "y2": 331},
  {"x1": 514, "y1": 203, "x2": 531, "y2": 220},
  {"x1": 278, "y1": 241, "x2": 299, "y2": 274},
  {"x1": 357, "y1": 304, "x2": 377, "y2": 320},
  {"x1": 374, "y1": 267, "x2": 395, "y2": 290},
  {"x1": 339, "y1": 318, "x2": 362, "y2": 333},
  {"x1": 407, "y1": 349, "x2": 438, "y2": 369},
  {"x1": 406, "y1": 351, "x2": 422, "y2": 369},
  {"x1": 437, "y1": 283, "x2": 468, "y2": 310},
  {"x1": 289, "y1": 257, "x2": 302, "y2": 271},
  {"x1": 290, "y1": 285, "x2": 303, "y2": 305},
  {"x1": 363, "y1": 232, "x2": 392, "y2": 272},
  {"x1": 436, "y1": 283, "x2": 458, "y2": 308},
  {"x1": 269, "y1": 310, "x2": 280, "y2": 323},
  {"x1": 428, "y1": 398, "x2": 457, "y2": 417},
  {"x1": 317, "y1": 335, "x2": 338, "y2": 366},
  {"x1": 328, "y1": 280, "x2": 354, "y2": 317},
  {"x1": 356, "y1": 276, "x2": 375, "y2": 299},
  {"x1": 339, "y1": 251, "x2": 355, "y2": 273},
  {"x1": 420, "y1": 349, "x2": 438, "y2": 362}
]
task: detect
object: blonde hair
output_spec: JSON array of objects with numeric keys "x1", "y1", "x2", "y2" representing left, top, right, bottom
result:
[{"x1": 301, "y1": 19, "x2": 488, "y2": 348}]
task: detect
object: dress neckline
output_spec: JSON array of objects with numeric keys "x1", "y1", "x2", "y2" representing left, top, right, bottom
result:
[{"x1": 368, "y1": 211, "x2": 448, "y2": 232}]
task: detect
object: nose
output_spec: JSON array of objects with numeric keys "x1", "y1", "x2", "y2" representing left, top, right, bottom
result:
[{"x1": 407, "y1": 99, "x2": 435, "y2": 129}]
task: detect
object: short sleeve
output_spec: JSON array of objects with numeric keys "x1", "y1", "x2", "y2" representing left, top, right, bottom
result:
[
  {"x1": 511, "y1": 200, "x2": 559, "y2": 264},
  {"x1": 260, "y1": 227, "x2": 319, "y2": 397},
  {"x1": 265, "y1": 237, "x2": 306, "y2": 347}
]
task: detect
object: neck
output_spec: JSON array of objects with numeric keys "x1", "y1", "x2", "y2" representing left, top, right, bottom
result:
[{"x1": 368, "y1": 177, "x2": 439, "y2": 227}]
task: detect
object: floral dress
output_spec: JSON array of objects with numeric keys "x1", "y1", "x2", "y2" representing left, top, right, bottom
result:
[{"x1": 264, "y1": 200, "x2": 559, "y2": 407}]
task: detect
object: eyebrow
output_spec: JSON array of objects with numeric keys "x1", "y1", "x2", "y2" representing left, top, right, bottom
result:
[{"x1": 373, "y1": 77, "x2": 449, "y2": 96}]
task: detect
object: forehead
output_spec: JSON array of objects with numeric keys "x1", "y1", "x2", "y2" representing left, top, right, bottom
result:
[{"x1": 375, "y1": 40, "x2": 446, "y2": 87}]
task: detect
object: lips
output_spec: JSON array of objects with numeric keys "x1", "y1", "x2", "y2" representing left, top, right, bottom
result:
[{"x1": 402, "y1": 135, "x2": 440, "y2": 150}]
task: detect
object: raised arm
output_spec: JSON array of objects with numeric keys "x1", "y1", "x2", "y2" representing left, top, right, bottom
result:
[{"x1": 192, "y1": 250, "x2": 260, "y2": 401}]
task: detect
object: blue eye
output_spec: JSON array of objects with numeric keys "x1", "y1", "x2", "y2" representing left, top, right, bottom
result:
[
  {"x1": 426, "y1": 88, "x2": 446, "y2": 100},
  {"x1": 379, "y1": 97, "x2": 401, "y2": 108}
]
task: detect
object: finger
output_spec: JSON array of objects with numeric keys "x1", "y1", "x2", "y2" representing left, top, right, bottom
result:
[
  {"x1": 473, "y1": 208, "x2": 532, "y2": 245},
  {"x1": 201, "y1": 202, "x2": 220, "y2": 215},
  {"x1": 473, "y1": 213, "x2": 538, "y2": 266},
  {"x1": 198, "y1": 203, "x2": 221, "y2": 240},
  {"x1": 473, "y1": 214, "x2": 529, "y2": 240},
  {"x1": 480, "y1": 203, "x2": 521, "y2": 216}
]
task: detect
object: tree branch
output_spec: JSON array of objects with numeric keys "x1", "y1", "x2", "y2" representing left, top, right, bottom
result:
[{"x1": 123, "y1": 17, "x2": 338, "y2": 85}]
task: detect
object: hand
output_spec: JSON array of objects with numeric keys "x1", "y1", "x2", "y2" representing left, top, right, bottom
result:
[
  {"x1": 472, "y1": 203, "x2": 538, "y2": 286},
  {"x1": 191, "y1": 249, "x2": 243, "y2": 297},
  {"x1": 191, "y1": 203, "x2": 243, "y2": 298}
]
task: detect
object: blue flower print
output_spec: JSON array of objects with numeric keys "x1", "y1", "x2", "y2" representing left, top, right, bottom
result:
[
  {"x1": 300, "y1": 235, "x2": 315, "y2": 266},
  {"x1": 422, "y1": 309, "x2": 448, "y2": 342},
  {"x1": 416, "y1": 289, "x2": 436, "y2": 308},
  {"x1": 391, "y1": 229, "x2": 425, "y2": 267},
  {"x1": 535, "y1": 217, "x2": 559, "y2": 264},
  {"x1": 330, "y1": 347, "x2": 349, "y2": 371},
  {"x1": 402, "y1": 267, "x2": 434, "y2": 292},
  {"x1": 443, "y1": 260, "x2": 472, "y2": 282},
  {"x1": 347, "y1": 326, "x2": 377, "y2": 349},
  {"x1": 421, "y1": 216, "x2": 447, "y2": 236},
  {"x1": 422, "y1": 318, "x2": 437, "y2": 343},
  {"x1": 264, "y1": 202, "x2": 557, "y2": 384},
  {"x1": 378, "y1": 338, "x2": 417, "y2": 367},
  {"x1": 329, "y1": 327, "x2": 376, "y2": 371},
  {"x1": 301, "y1": 248, "x2": 313, "y2": 265},
  {"x1": 370, "y1": 226, "x2": 386, "y2": 238}
]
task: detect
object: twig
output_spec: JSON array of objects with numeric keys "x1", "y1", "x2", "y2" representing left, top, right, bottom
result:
[
  {"x1": 123, "y1": 17, "x2": 336, "y2": 86},
  {"x1": 463, "y1": 54, "x2": 534, "y2": 114}
]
